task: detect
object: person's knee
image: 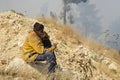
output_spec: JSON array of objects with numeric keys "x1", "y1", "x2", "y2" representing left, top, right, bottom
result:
[
  {"x1": 45, "y1": 52, "x2": 56, "y2": 61},
  {"x1": 35, "y1": 54, "x2": 45, "y2": 61},
  {"x1": 45, "y1": 52, "x2": 54, "y2": 56}
]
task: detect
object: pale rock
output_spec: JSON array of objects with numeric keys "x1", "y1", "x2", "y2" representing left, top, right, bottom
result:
[{"x1": 108, "y1": 62, "x2": 117, "y2": 70}]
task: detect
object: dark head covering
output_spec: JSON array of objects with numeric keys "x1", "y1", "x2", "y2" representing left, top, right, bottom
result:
[{"x1": 33, "y1": 22, "x2": 44, "y2": 31}]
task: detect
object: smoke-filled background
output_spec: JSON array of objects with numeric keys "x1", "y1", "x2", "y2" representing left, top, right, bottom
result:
[{"x1": 0, "y1": 0, "x2": 120, "y2": 50}]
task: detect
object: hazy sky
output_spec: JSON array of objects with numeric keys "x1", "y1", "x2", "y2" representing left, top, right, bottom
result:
[
  {"x1": 0, "y1": 0, "x2": 120, "y2": 29},
  {"x1": 0, "y1": 0, "x2": 120, "y2": 27},
  {"x1": 90, "y1": 0, "x2": 120, "y2": 29},
  {"x1": 0, "y1": 0, "x2": 62, "y2": 17},
  {"x1": 0, "y1": 0, "x2": 120, "y2": 28}
]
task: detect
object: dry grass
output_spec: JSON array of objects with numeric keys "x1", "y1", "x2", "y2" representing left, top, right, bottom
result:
[
  {"x1": 1, "y1": 11, "x2": 120, "y2": 80},
  {"x1": 82, "y1": 38, "x2": 120, "y2": 65},
  {"x1": 92, "y1": 60, "x2": 117, "y2": 79},
  {"x1": 38, "y1": 17, "x2": 82, "y2": 45},
  {"x1": 37, "y1": 17, "x2": 120, "y2": 65}
]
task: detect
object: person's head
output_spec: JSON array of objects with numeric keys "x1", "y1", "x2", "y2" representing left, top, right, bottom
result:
[
  {"x1": 33, "y1": 22, "x2": 47, "y2": 39},
  {"x1": 33, "y1": 22, "x2": 44, "y2": 35}
]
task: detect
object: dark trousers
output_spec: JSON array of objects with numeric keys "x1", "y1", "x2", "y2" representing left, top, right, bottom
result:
[
  {"x1": 35, "y1": 39, "x2": 57, "y2": 73},
  {"x1": 35, "y1": 52, "x2": 57, "y2": 73}
]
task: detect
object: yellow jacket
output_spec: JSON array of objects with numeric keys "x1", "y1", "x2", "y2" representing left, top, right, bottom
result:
[{"x1": 21, "y1": 31, "x2": 54, "y2": 63}]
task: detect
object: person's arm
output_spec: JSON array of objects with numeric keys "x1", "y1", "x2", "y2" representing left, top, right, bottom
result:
[
  {"x1": 28, "y1": 34, "x2": 45, "y2": 54},
  {"x1": 45, "y1": 43, "x2": 57, "y2": 52},
  {"x1": 28, "y1": 34, "x2": 55, "y2": 54},
  {"x1": 44, "y1": 47, "x2": 54, "y2": 52}
]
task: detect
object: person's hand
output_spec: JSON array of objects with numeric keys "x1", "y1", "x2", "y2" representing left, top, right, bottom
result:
[{"x1": 52, "y1": 43, "x2": 58, "y2": 50}]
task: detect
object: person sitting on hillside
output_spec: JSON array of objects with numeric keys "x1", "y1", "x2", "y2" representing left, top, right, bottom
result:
[{"x1": 21, "y1": 22, "x2": 57, "y2": 73}]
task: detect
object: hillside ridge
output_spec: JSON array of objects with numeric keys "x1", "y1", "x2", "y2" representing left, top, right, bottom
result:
[{"x1": 0, "y1": 11, "x2": 120, "y2": 80}]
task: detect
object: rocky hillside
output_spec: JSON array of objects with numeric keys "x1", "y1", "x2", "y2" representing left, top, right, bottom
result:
[{"x1": 0, "y1": 11, "x2": 120, "y2": 80}]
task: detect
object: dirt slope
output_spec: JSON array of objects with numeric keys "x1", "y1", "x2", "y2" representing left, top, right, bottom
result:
[{"x1": 0, "y1": 11, "x2": 120, "y2": 80}]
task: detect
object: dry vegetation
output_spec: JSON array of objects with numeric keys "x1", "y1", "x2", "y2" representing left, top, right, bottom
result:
[
  {"x1": 38, "y1": 17, "x2": 120, "y2": 80},
  {"x1": 38, "y1": 18, "x2": 84, "y2": 44},
  {"x1": 81, "y1": 37, "x2": 120, "y2": 65},
  {"x1": 0, "y1": 11, "x2": 120, "y2": 80},
  {"x1": 38, "y1": 17, "x2": 120, "y2": 64}
]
